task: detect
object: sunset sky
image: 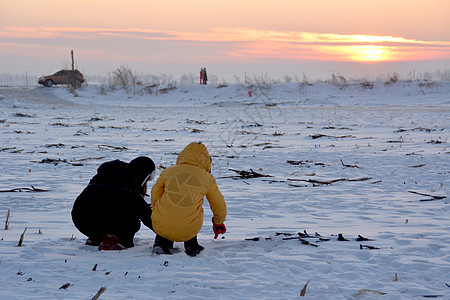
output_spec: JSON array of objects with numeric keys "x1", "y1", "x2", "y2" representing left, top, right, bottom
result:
[{"x1": 1, "y1": 0, "x2": 449, "y2": 81}]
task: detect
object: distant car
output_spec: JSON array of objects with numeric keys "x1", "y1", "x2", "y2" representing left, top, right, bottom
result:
[{"x1": 38, "y1": 70, "x2": 85, "y2": 87}]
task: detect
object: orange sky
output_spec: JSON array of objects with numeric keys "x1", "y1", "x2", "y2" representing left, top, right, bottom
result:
[{"x1": 1, "y1": 0, "x2": 449, "y2": 79}]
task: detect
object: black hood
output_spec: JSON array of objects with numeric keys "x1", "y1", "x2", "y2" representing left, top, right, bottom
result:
[
  {"x1": 89, "y1": 158, "x2": 155, "y2": 192},
  {"x1": 90, "y1": 160, "x2": 138, "y2": 190}
]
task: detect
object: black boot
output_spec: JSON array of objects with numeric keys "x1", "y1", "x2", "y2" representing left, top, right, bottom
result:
[
  {"x1": 184, "y1": 236, "x2": 204, "y2": 257},
  {"x1": 152, "y1": 235, "x2": 173, "y2": 255}
]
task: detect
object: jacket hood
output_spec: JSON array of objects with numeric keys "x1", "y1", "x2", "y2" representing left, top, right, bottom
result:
[
  {"x1": 91, "y1": 159, "x2": 140, "y2": 191},
  {"x1": 96, "y1": 160, "x2": 127, "y2": 180},
  {"x1": 176, "y1": 142, "x2": 211, "y2": 172}
]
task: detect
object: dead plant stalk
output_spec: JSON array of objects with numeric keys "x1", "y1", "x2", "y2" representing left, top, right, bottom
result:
[
  {"x1": 17, "y1": 227, "x2": 27, "y2": 246},
  {"x1": 4, "y1": 208, "x2": 10, "y2": 230}
]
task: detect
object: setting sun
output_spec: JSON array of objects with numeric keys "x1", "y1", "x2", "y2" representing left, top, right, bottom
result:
[{"x1": 347, "y1": 45, "x2": 393, "y2": 62}]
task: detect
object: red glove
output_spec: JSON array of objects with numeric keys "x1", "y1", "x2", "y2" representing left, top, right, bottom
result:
[{"x1": 212, "y1": 218, "x2": 227, "y2": 239}]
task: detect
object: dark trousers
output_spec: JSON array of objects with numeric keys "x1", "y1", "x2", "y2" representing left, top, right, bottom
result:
[
  {"x1": 72, "y1": 212, "x2": 139, "y2": 248},
  {"x1": 154, "y1": 235, "x2": 200, "y2": 250}
]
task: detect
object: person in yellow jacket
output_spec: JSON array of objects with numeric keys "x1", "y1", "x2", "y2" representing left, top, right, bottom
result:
[{"x1": 151, "y1": 142, "x2": 227, "y2": 256}]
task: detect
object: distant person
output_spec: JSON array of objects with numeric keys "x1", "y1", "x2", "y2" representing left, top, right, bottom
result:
[
  {"x1": 199, "y1": 68, "x2": 203, "y2": 84},
  {"x1": 151, "y1": 142, "x2": 227, "y2": 256},
  {"x1": 203, "y1": 68, "x2": 208, "y2": 85},
  {"x1": 72, "y1": 157, "x2": 156, "y2": 250}
]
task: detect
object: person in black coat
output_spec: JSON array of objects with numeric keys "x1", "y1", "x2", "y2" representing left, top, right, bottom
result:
[
  {"x1": 203, "y1": 68, "x2": 208, "y2": 85},
  {"x1": 71, "y1": 156, "x2": 156, "y2": 248}
]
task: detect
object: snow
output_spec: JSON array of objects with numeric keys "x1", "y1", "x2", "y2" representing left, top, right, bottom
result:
[{"x1": 0, "y1": 81, "x2": 449, "y2": 299}]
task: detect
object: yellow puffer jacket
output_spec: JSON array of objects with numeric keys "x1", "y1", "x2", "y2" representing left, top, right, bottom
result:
[{"x1": 151, "y1": 143, "x2": 227, "y2": 242}]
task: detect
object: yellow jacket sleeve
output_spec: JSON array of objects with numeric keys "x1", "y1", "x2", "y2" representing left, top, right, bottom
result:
[{"x1": 206, "y1": 175, "x2": 227, "y2": 224}]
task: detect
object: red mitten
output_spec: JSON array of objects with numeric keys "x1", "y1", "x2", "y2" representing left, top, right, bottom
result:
[{"x1": 212, "y1": 219, "x2": 227, "y2": 239}]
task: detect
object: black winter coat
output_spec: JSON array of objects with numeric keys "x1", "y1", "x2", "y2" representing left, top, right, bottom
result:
[{"x1": 71, "y1": 160, "x2": 153, "y2": 247}]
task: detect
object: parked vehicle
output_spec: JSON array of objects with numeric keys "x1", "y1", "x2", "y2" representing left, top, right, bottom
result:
[{"x1": 38, "y1": 70, "x2": 85, "y2": 87}]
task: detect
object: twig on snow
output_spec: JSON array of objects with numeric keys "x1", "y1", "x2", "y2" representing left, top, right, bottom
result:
[
  {"x1": 288, "y1": 178, "x2": 347, "y2": 185},
  {"x1": 219, "y1": 169, "x2": 273, "y2": 180},
  {"x1": 340, "y1": 159, "x2": 360, "y2": 168},
  {"x1": 408, "y1": 190, "x2": 447, "y2": 201},
  {"x1": 352, "y1": 289, "x2": 386, "y2": 297},
  {"x1": 394, "y1": 127, "x2": 443, "y2": 133},
  {"x1": 298, "y1": 238, "x2": 319, "y2": 247},
  {"x1": 92, "y1": 287, "x2": 107, "y2": 300},
  {"x1": 359, "y1": 244, "x2": 380, "y2": 250},
  {"x1": 347, "y1": 177, "x2": 372, "y2": 182},
  {"x1": 262, "y1": 179, "x2": 286, "y2": 184},
  {"x1": 408, "y1": 164, "x2": 426, "y2": 168},
  {"x1": 428, "y1": 139, "x2": 445, "y2": 144},
  {"x1": 288, "y1": 183, "x2": 308, "y2": 188},
  {"x1": 287, "y1": 177, "x2": 372, "y2": 186},
  {"x1": 244, "y1": 237, "x2": 272, "y2": 241},
  {"x1": 356, "y1": 235, "x2": 373, "y2": 241},
  {"x1": 72, "y1": 157, "x2": 105, "y2": 162},
  {"x1": 97, "y1": 144, "x2": 128, "y2": 151},
  {"x1": 300, "y1": 279, "x2": 311, "y2": 297},
  {"x1": 310, "y1": 133, "x2": 354, "y2": 139},
  {"x1": 0, "y1": 186, "x2": 49, "y2": 193},
  {"x1": 37, "y1": 158, "x2": 83, "y2": 166},
  {"x1": 59, "y1": 283, "x2": 72, "y2": 290}
]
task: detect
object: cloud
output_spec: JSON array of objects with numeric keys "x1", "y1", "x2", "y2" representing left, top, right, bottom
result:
[
  {"x1": 0, "y1": 26, "x2": 176, "y2": 39},
  {"x1": 1, "y1": 26, "x2": 449, "y2": 63}
]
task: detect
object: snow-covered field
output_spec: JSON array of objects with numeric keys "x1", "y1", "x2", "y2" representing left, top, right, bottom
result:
[{"x1": 0, "y1": 81, "x2": 449, "y2": 299}]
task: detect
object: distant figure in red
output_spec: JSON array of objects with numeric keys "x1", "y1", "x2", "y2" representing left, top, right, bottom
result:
[{"x1": 200, "y1": 68, "x2": 204, "y2": 84}]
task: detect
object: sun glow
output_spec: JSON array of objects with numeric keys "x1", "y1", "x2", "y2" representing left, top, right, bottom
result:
[{"x1": 344, "y1": 45, "x2": 394, "y2": 62}]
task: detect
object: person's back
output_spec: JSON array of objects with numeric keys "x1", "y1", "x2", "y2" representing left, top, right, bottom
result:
[
  {"x1": 72, "y1": 157, "x2": 155, "y2": 249},
  {"x1": 151, "y1": 142, "x2": 227, "y2": 256}
]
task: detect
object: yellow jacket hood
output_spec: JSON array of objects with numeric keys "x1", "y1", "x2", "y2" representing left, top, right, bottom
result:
[{"x1": 176, "y1": 142, "x2": 211, "y2": 172}]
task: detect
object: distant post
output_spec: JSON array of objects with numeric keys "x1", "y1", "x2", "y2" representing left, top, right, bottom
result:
[
  {"x1": 71, "y1": 50, "x2": 74, "y2": 71},
  {"x1": 70, "y1": 50, "x2": 76, "y2": 89}
]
